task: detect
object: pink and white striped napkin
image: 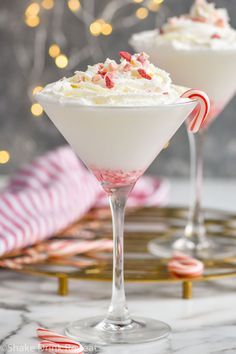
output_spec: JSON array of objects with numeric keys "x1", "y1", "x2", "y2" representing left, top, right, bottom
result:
[{"x1": 0, "y1": 146, "x2": 169, "y2": 256}]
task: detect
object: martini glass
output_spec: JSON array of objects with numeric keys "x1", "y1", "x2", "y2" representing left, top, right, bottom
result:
[
  {"x1": 37, "y1": 92, "x2": 197, "y2": 345},
  {"x1": 133, "y1": 43, "x2": 236, "y2": 259}
]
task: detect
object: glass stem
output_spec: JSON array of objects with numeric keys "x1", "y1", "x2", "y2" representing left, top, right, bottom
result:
[
  {"x1": 105, "y1": 185, "x2": 134, "y2": 326},
  {"x1": 184, "y1": 130, "x2": 209, "y2": 249}
]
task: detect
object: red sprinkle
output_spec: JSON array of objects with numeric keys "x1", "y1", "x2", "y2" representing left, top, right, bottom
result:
[
  {"x1": 137, "y1": 52, "x2": 148, "y2": 64},
  {"x1": 123, "y1": 63, "x2": 132, "y2": 72},
  {"x1": 105, "y1": 73, "x2": 115, "y2": 89},
  {"x1": 211, "y1": 33, "x2": 221, "y2": 39},
  {"x1": 137, "y1": 69, "x2": 152, "y2": 80},
  {"x1": 119, "y1": 51, "x2": 132, "y2": 62},
  {"x1": 98, "y1": 67, "x2": 107, "y2": 77}
]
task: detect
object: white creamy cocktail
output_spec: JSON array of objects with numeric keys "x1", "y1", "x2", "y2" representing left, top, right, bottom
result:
[
  {"x1": 131, "y1": 0, "x2": 236, "y2": 259},
  {"x1": 131, "y1": 0, "x2": 236, "y2": 126},
  {"x1": 38, "y1": 52, "x2": 195, "y2": 190},
  {"x1": 37, "y1": 52, "x2": 208, "y2": 345}
]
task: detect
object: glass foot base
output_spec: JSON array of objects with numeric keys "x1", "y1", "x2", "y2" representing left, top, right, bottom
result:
[
  {"x1": 148, "y1": 235, "x2": 236, "y2": 260},
  {"x1": 65, "y1": 316, "x2": 170, "y2": 345}
]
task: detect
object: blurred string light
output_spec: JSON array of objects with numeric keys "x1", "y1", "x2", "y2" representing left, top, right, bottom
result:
[
  {"x1": 31, "y1": 103, "x2": 43, "y2": 116},
  {"x1": 67, "y1": 0, "x2": 81, "y2": 12},
  {"x1": 0, "y1": 151, "x2": 10, "y2": 164},
  {"x1": 41, "y1": 0, "x2": 55, "y2": 10},
  {"x1": 23, "y1": 0, "x2": 165, "y2": 120},
  {"x1": 48, "y1": 44, "x2": 68, "y2": 68},
  {"x1": 25, "y1": 16, "x2": 40, "y2": 27},
  {"x1": 89, "y1": 20, "x2": 102, "y2": 36},
  {"x1": 49, "y1": 44, "x2": 61, "y2": 58},
  {"x1": 148, "y1": 0, "x2": 162, "y2": 12},
  {"x1": 55, "y1": 54, "x2": 69, "y2": 68},
  {"x1": 90, "y1": 19, "x2": 113, "y2": 36},
  {"x1": 136, "y1": 7, "x2": 149, "y2": 19},
  {"x1": 101, "y1": 23, "x2": 113, "y2": 36},
  {"x1": 25, "y1": 2, "x2": 40, "y2": 16},
  {"x1": 24, "y1": 2, "x2": 41, "y2": 27},
  {"x1": 32, "y1": 86, "x2": 43, "y2": 95}
]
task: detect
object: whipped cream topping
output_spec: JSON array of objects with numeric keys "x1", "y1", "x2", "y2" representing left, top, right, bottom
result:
[
  {"x1": 155, "y1": 0, "x2": 236, "y2": 49},
  {"x1": 38, "y1": 52, "x2": 188, "y2": 106}
]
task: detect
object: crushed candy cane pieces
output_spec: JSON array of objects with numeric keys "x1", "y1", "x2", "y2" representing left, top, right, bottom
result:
[
  {"x1": 105, "y1": 73, "x2": 115, "y2": 89},
  {"x1": 137, "y1": 69, "x2": 152, "y2": 80},
  {"x1": 137, "y1": 52, "x2": 149, "y2": 64},
  {"x1": 119, "y1": 51, "x2": 132, "y2": 62},
  {"x1": 69, "y1": 51, "x2": 171, "y2": 91},
  {"x1": 98, "y1": 66, "x2": 107, "y2": 78},
  {"x1": 211, "y1": 33, "x2": 221, "y2": 39}
]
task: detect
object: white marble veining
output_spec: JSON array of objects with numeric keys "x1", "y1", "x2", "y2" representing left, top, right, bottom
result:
[
  {"x1": 0, "y1": 179, "x2": 236, "y2": 354},
  {"x1": 1, "y1": 273, "x2": 236, "y2": 354}
]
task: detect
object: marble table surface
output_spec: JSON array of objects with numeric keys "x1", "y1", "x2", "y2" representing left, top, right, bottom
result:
[{"x1": 0, "y1": 178, "x2": 236, "y2": 354}]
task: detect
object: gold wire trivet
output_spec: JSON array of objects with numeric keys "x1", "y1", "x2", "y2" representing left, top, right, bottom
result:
[{"x1": 2, "y1": 206, "x2": 236, "y2": 299}]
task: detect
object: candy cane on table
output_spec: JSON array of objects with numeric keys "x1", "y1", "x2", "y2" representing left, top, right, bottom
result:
[
  {"x1": 15, "y1": 253, "x2": 47, "y2": 264},
  {"x1": 181, "y1": 89, "x2": 210, "y2": 133},
  {"x1": 37, "y1": 328, "x2": 83, "y2": 354},
  {"x1": 0, "y1": 239, "x2": 113, "y2": 270},
  {"x1": 0, "y1": 259, "x2": 23, "y2": 270},
  {"x1": 52, "y1": 257, "x2": 97, "y2": 268},
  {"x1": 89, "y1": 239, "x2": 113, "y2": 251},
  {"x1": 0, "y1": 252, "x2": 47, "y2": 270},
  {"x1": 168, "y1": 257, "x2": 204, "y2": 277},
  {"x1": 46, "y1": 239, "x2": 113, "y2": 258},
  {"x1": 85, "y1": 239, "x2": 114, "y2": 259}
]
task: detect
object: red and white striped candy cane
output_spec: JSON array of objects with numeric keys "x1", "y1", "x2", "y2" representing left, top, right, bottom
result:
[
  {"x1": 168, "y1": 257, "x2": 204, "y2": 277},
  {"x1": 46, "y1": 239, "x2": 113, "y2": 258},
  {"x1": 90, "y1": 239, "x2": 113, "y2": 252},
  {"x1": 0, "y1": 259, "x2": 23, "y2": 270},
  {"x1": 0, "y1": 251, "x2": 47, "y2": 270},
  {"x1": 181, "y1": 89, "x2": 210, "y2": 133},
  {"x1": 37, "y1": 328, "x2": 83, "y2": 354}
]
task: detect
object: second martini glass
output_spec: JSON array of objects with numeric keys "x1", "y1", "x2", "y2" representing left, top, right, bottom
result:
[
  {"x1": 146, "y1": 47, "x2": 236, "y2": 260},
  {"x1": 131, "y1": 0, "x2": 236, "y2": 259},
  {"x1": 37, "y1": 92, "x2": 203, "y2": 345}
]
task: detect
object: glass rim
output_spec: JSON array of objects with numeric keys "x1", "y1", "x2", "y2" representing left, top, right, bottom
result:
[{"x1": 37, "y1": 93, "x2": 198, "y2": 109}]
